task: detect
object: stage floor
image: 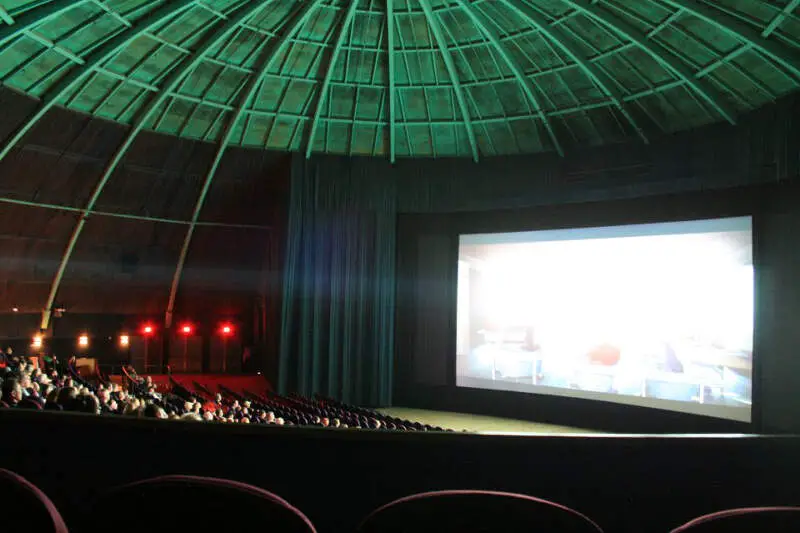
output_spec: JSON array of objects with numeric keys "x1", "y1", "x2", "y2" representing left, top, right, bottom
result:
[{"x1": 378, "y1": 407, "x2": 597, "y2": 434}]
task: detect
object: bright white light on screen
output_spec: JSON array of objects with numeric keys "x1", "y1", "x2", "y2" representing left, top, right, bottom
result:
[{"x1": 456, "y1": 217, "x2": 753, "y2": 422}]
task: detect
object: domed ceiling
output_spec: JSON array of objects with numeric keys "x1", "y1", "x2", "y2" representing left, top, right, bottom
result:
[{"x1": 0, "y1": 0, "x2": 799, "y2": 161}]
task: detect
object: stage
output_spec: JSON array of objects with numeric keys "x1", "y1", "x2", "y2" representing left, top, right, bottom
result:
[{"x1": 379, "y1": 407, "x2": 596, "y2": 434}]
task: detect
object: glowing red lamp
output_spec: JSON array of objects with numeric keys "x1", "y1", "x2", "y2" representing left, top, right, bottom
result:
[
  {"x1": 220, "y1": 323, "x2": 234, "y2": 337},
  {"x1": 141, "y1": 323, "x2": 155, "y2": 337},
  {"x1": 180, "y1": 323, "x2": 194, "y2": 336}
]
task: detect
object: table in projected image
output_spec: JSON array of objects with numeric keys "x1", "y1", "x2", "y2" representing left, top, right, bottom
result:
[
  {"x1": 489, "y1": 349, "x2": 544, "y2": 385},
  {"x1": 572, "y1": 350, "x2": 750, "y2": 404},
  {"x1": 488, "y1": 347, "x2": 751, "y2": 405}
]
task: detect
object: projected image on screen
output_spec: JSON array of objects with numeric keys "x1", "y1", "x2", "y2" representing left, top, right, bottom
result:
[{"x1": 456, "y1": 217, "x2": 753, "y2": 422}]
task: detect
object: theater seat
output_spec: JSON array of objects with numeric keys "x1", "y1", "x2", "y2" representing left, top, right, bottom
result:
[
  {"x1": 87, "y1": 474, "x2": 315, "y2": 533},
  {"x1": 357, "y1": 490, "x2": 603, "y2": 533},
  {"x1": 670, "y1": 507, "x2": 800, "y2": 532},
  {"x1": 0, "y1": 468, "x2": 69, "y2": 533}
]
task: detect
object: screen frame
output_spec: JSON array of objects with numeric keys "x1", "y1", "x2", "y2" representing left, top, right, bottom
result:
[
  {"x1": 453, "y1": 216, "x2": 755, "y2": 423},
  {"x1": 393, "y1": 185, "x2": 766, "y2": 433}
]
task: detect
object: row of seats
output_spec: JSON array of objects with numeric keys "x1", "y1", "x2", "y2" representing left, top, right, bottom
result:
[{"x1": 2, "y1": 468, "x2": 797, "y2": 533}]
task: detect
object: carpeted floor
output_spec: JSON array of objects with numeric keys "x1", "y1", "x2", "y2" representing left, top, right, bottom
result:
[{"x1": 378, "y1": 407, "x2": 597, "y2": 434}]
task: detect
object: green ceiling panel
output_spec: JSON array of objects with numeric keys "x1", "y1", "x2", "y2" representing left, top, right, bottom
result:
[{"x1": 0, "y1": 0, "x2": 798, "y2": 160}]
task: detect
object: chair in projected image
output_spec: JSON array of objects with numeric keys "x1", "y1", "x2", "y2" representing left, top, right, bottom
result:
[
  {"x1": 357, "y1": 490, "x2": 604, "y2": 533},
  {"x1": 670, "y1": 507, "x2": 800, "y2": 532}
]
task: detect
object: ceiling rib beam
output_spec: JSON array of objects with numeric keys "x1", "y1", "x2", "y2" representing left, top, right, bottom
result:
[
  {"x1": 659, "y1": 0, "x2": 800, "y2": 81},
  {"x1": 453, "y1": 0, "x2": 564, "y2": 155},
  {"x1": 418, "y1": 0, "x2": 479, "y2": 162},
  {"x1": 763, "y1": 0, "x2": 799, "y2": 38},
  {"x1": 36, "y1": 0, "x2": 265, "y2": 332},
  {"x1": 0, "y1": 0, "x2": 86, "y2": 48},
  {"x1": 305, "y1": 0, "x2": 361, "y2": 159},
  {"x1": 0, "y1": 196, "x2": 272, "y2": 230},
  {"x1": 0, "y1": 6, "x2": 14, "y2": 25},
  {"x1": 502, "y1": 0, "x2": 648, "y2": 144},
  {"x1": 0, "y1": 0, "x2": 198, "y2": 164},
  {"x1": 387, "y1": 0, "x2": 398, "y2": 163},
  {"x1": 566, "y1": 0, "x2": 737, "y2": 125},
  {"x1": 165, "y1": 0, "x2": 322, "y2": 328}
]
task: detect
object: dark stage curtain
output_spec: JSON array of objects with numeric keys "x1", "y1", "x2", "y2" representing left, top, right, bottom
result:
[{"x1": 279, "y1": 156, "x2": 396, "y2": 406}]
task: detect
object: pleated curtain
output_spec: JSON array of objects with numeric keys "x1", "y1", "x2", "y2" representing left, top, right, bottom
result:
[{"x1": 279, "y1": 155, "x2": 396, "y2": 406}]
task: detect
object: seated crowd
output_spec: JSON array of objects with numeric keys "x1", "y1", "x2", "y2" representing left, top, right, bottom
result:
[{"x1": 0, "y1": 350, "x2": 447, "y2": 432}]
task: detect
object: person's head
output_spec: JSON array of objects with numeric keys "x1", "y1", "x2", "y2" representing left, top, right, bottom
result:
[
  {"x1": 98, "y1": 389, "x2": 110, "y2": 403},
  {"x1": 203, "y1": 411, "x2": 214, "y2": 421},
  {"x1": 184, "y1": 401, "x2": 193, "y2": 413},
  {"x1": 143, "y1": 403, "x2": 167, "y2": 419},
  {"x1": 2, "y1": 378, "x2": 23, "y2": 405},
  {"x1": 57, "y1": 386, "x2": 77, "y2": 406},
  {"x1": 275, "y1": 417, "x2": 284, "y2": 426},
  {"x1": 266, "y1": 411, "x2": 275, "y2": 423},
  {"x1": 83, "y1": 394, "x2": 101, "y2": 415},
  {"x1": 243, "y1": 400, "x2": 251, "y2": 409},
  {"x1": 331, "y1": 418, "x2": 341, "y2": 428},
  {"x1": 240, "y1": 417, "x2": 250, "y2": 424},
  {"x1": 321, "y1": 417, "x2": 329, "y2": 427},
  {"x1": 181, "y1": 412, "x2": 202, "y2": 422},
  {"x1": 123, "y1": 403, "x2": 141, "y2": 417},
  {"x1": 145, "y1": 376, "x2": 153, "y2": 386},
  {"x1": 46, "y1": 387, "x2": 60, "y2": 404},
  {"x1": 19, "y1": 373, "x2": 31, "y2": 389},
  {"x1": 215, "y1": 393, "x2": 222, "y2": 403}
]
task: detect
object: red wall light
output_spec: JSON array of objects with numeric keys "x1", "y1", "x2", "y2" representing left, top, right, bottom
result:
[
  {"x1": 141, "y1": 323, "x2": 156, "y2": 337},
  {"x1": 219, "y1": 323, "x2": 234, "y2": 337},
  {"x1": 179, "y1": 323, "x2": 194, "y2": 336}
]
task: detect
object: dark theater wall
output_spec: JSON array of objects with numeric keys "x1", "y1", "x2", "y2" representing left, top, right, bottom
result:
[{"x1": 0, "y1": 87, "x2": 288, "y2": 374}]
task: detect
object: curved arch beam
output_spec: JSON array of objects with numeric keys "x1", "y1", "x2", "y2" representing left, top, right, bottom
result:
[
  {"x1": 454, "y1": 0, "x2": 565, "y2": 155},
  {"x1": 165, "y1": 0, "x2": 325, "y2": 327},
  {"x1": 499, "y1": 0, "x2": 649, "y2": 144},
  {"x1": 0, "y1": 0, "x2": 198, "y2": 163},
  {"x1": 305, "y1": 0, "x2": 362, "y2": 159},
  {"x1": 0, "y1": 0, "x2": 84, "y2": 47},
  {"x1": 38, "y1": 0, "x2": 266, "y2": 331},
  {"x1": 418, "y1": 0, "x2": 479, "y2": 162},
  {"x1": 763, "y1": 0, "x2": 799, "y2": 38},
  {"x1": 660, "y1": 0, "x2": 800, "y2": 81},
  {"x1": 566, "y1": 0, "x2": 737, "y2": 125},
  {"x1": 387, "y1": 0, "x2": 398, "y2": 163}
]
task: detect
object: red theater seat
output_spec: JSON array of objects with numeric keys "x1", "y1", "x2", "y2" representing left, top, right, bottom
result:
[
  {"x1": 670, "y1": 507, "x2": 800, "y2": 532},
  {"x1": 87, "y1": 474, "x2": 315, "y2": 533},
  {"x1": 0, "y1": 468, "x2": 69, "y2": 533},
  {"x1": 358, "y1": 490, "x2": 603, "y2": 533}
]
